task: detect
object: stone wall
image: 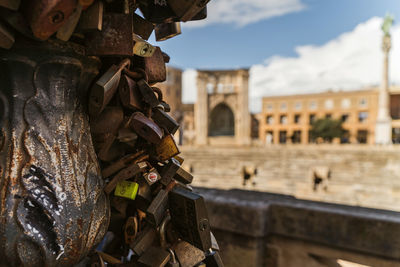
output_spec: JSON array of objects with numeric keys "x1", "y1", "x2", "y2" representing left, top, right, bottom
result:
[{"x1": 182, "y1": 145, "x2": 400, "y2": 211}]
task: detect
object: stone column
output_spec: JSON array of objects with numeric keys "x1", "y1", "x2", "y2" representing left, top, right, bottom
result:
[
  {"x1": 195, "y1": 72, "x2": 208, "y2": 145},
  {"x1": 375, "y1": 34, "x2": 392, "y2": 144},
  {"x1": 236, "y1": 70, "x2": 251, "y2": 145}
]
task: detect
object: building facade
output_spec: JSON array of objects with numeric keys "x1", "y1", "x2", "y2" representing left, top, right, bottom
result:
[
  {"x1": 195, "y1": 69, "x2": 251, "y2": 146},
  {"x1": 259, "y1": 88, "x2": 400, "y2": 145}
]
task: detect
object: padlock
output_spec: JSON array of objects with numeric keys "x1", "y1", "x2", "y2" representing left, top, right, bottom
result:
[
  {"x1": 90, "y1": 106, "x2": 124, "y2": 136},
  {"x1": 0, "y1": 0, "x2": 20, "y2": 10},
  {"x1": 210, "y1": 232, "x2": 220, "y2": 252},
  {"x1": 144, "y1": 168, "x2": 161, "y2": 185},
  {"x1": 168, "y1": 0, "x2": 210, "y2": 22},
  {"x1": 114, "y1": 180, "x2": 139, "y2": 200},
  {"x1": 97, "y1": 133, "x2": 117, "y2": 161},
  {"x1": 169, "y1": 187, "x2": 212, "y2": 252},
  {"x1": 155, "y1": 22, "x2": 181, "y2": 42},
  {"x1": 146, "y1": 189, "x2": 168, "y2": 226},
  {"x1": 131, "y1": 227, "x2": 157, "y2": 256},
  {"x1": 85, "y1": 13, "x2": 155, "y2": 57},
  {"x1": 118, "y1": 75, "x2": 144, "y2": 110},
  {"x1": 174, "y1": 155, "x2": 184, "y2": 165},
  {"x1": 104, "y1": 162, "x2": 147, "y2": 194},
  {"x1": 97, "y1": 251, "x2": 123, "y2": 265},
  {"x1": 128, "y1": 112, "x2": 163, "y2": 145},
  {"x1": 0, "y1": 22, "x2": 14, "y2": 49},
  {"x1": 160, "y1": 101, "x2": 171, "y2": 112},
  {"x1": 77, "y1": 0, "x2": 103, "y2": 32},
  {"x1": 138, "y1": 1, "x2": 177, "y2": 24},
  {"x1": 135, "y1": 47, "x2": 166, "y2": 84},
  {"x1": 174, "y1": 240, "x2": 205, "y2": 267},
  {"x1": 88, "y1": 59, "x2": 130, "y2": 117},
  {"x1": 102, "y1": 150, "x2": 147, "y2": 178},
  {"x1": 152, "y1": 107, "x2": 180, "y2": 135},
  {"x1": 155, "y1": 134, "x2": 180, "y2": 162},
  {"x1": 137, "y1": 246, "x2": 170, "y2": 267},
  {"x1": 22, "y1": 0, "x2": 78, "y2": 40},
  {"x1": 191, "y1": 7, "x2": 208, "y2": 21},
  {"x1": 124, "y1": 216, "x2": 138, "y2": 244},
  {"x1": 135, "y1": 177, "x2": 152, "y2": 211},
  {"x1": 174, "y1": 167, "x2": 193, "y2": 185},
  {"x1": 137, "y1": 79, "x2": 160, "y2": 108},
  {"x1": 168, "y1": 249, "x2": 179, "y2": 267},
  {"x1": 133, "y1": 13, "x2": 154, "y2": 40},
  {"x1": 160, "y1": 158, "x2": 180, "y2": 186},
  {"x1": 56, "y1": 3, "x2": 83, "y2": 41},
  {"x1": 203, "y1": 250, "x2": 224, "y2": 267},
  {"x1": 117, "y1": 128, "x2": 138, "y2": 147}
]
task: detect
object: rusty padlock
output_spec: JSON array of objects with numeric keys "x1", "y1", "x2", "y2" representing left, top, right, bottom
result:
[
  {"x1": 85, "y1": 13, "x2": 155, "y2": 57},
  {"x1": 168, "y1": 0, "x2": 210, "y2": 22},
  {"x1": 90, "y1": 106, "x2": 124, "y2": 136},
  {"x1": 88, "y1": 59, "x2": 130, "y2": 117},
  {"x1": 56, "y1": 3, "x2": 82, "y2": 41},
  {"x1": 133, "y1": 13, "x2": 154, "y2": 40},
  {"x1": 22, "y1": 0, "x2": 78, "y2": 40},
  {"x1": 128, "y1": 112, "x2": 163, "y2": 145},
  {"x1": 152, "y1": 108, "x2": 180, "y2": 135},
  {"x1": 155, "y1": 22, "x2": 181, "y2": 42},
  {"x1": 135, "y1": 47, "x2": 167, "y2": 84},
  {"x1": 155, "y1": 134, "x2": 180, "y2": 162},
  {"x1": 77, "y1": 0, "x2": 103, "y2": 32},
  {"x1": 118, "y1": 75, "x2": 144, "y2": 110},
  {"x1": 137, "y1": 79, "x2": 160, "y2": 108},
  {"x1": 104, "y1": 161, "x2": 147, "y2": 194},
  {"x1": 169, "y1": 187, "x2": 212, "y2": 252},
  {"x1": 102, "y1": 150, "x2": 147, "y2": 178}
]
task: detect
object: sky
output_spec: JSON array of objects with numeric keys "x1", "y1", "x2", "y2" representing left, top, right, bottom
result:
[{"x1": 149, "y1": 0, "x2": 400, "y2": 113}]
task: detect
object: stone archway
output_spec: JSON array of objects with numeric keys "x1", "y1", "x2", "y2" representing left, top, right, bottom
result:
[{"x1": 209, "y1": 103, "x2": 235, "y2": 136}]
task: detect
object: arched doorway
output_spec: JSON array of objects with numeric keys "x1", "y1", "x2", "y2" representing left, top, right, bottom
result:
[{"x1": 209, "y1": 103, "x2": 235, "y2": 136}]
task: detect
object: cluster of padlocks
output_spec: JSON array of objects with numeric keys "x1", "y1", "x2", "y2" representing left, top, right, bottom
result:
[{"x1": 0, "y1": 0, "x2": 222, "y2": 266}]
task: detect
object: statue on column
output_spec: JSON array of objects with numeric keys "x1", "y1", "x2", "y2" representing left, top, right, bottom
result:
[{"x1": 375, "y1": 14, "x2": 394, "y2": 144}]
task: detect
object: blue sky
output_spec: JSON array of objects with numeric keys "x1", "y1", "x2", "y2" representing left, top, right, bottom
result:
[{"x1": 152, "y1": 0, "x2": 400, "y2": 70}]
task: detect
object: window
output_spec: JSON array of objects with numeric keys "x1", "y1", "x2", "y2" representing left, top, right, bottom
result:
[
  {"x1": 206, "y1": 83, "x2": 214, "y2": 94},
  {"x1": 341, "y1": 130, "x2": 350, "y2": 144},
  {"x1": 292, "y1": 130, "x2": 302, "y2": 144},
  {"x1": 280, "y1": 115, "x2": 287, "y2": 124},
  {"x1": 359, "y1": 98, "x2": 368, "y2": 108},
  {"x1": 357, "y1": 130, "x2": 368, "y2": 144},
  {"x1": 309, "y1": 114, "x2": 316, "y2": 125},
  {"x1": 265, "y1": 131, "x2": 273, "y2": 144},
  {"x1": 266, "y1": 115, "x2": 274, "y2": 125},
  {"x1": 295, "y1": 102, "x2": 302, "y2": 110},
  {"x1": 280, "y1": 102, "x2": 287, "y2": 111},
  {"x1": 217, "y1": 83, "x2": 224, "y2": 93},
  {"x1": 325, "y1": 114, "x2": 332, "y2": 119},
  {"x1": 325, "y1": 99, "x2": 334, "y2": 109},
  {"x1": 266, "y1": 103, "x2": 273, "y2": 112},
  {"x1": 341, "y1": 114, "x2": 349, "y2": 123},
  {"x1": 279, "y1": 131, "x2": 287, "y2": 144},
  {"x1": 294, "y1": 114, "x2": 301, "y2": 124},
  {"x1": 309, "y1": 101, "x2": 317, "y2": 110},
  {"x1": 358, "y1": 112, "x2": 368, "y2": 123},
  {"x1": 341, "y1": 98, "x2": 351, "y2": 109}
]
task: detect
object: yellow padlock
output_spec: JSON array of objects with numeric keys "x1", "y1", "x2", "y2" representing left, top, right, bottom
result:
[{"x1": 114, "y1": 181, "x2": 139, "y2": 200}]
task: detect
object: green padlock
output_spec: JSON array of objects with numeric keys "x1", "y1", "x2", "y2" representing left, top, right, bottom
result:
[{"x1": 115, "y1": 181, "x2": 139, "y2": 200}]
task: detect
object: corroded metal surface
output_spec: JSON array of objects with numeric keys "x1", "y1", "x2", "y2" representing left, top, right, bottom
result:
[{"x1": 0, "y1": 40, "x2": 110, "y2": 266}]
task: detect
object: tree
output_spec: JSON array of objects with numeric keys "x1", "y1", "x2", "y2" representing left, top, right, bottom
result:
[{"x1": 310, "y1": 118, "x2": 345, "y2": 143}]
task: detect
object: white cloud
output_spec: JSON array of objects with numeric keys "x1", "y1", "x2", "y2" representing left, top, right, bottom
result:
[
  {"x1": 183, "y1": 0, "x2": 305, "y2": 28},
  {"x1": 183, "y1": 17, "x2": 400, "y2": 114},
  {"x1": 249, "y1": 17, "x2": 400, "y2": 113}
]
